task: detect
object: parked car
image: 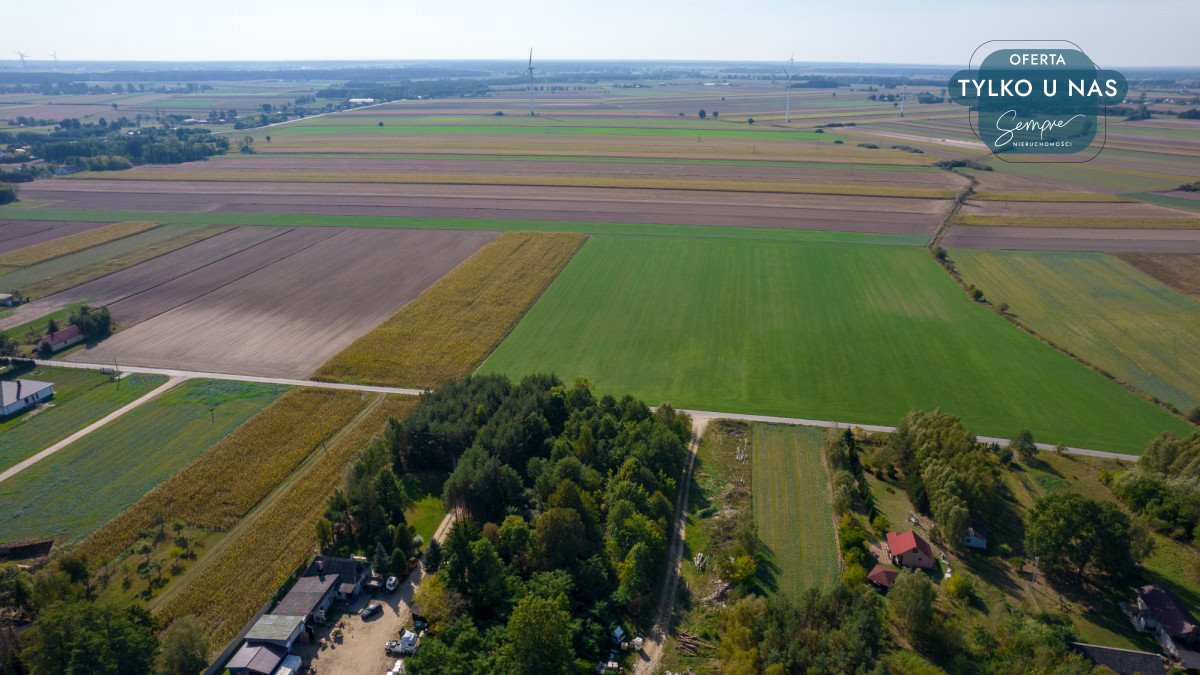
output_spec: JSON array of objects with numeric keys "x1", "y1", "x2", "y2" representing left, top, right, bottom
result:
[
  {"x1": 360, "y1": 601, "x2": 383, "y2": 619},
  {"x1": 385, "y1": 576, "x2": 398, "y2": 592},
  {"x1": 386, "y1": 658, "x2": 405, "y2": 674}
]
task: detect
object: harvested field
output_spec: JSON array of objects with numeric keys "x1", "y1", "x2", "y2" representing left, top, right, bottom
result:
[
  {"x1": 940, "y1": 225, "x2": 1200, "y2": 253},
  {"x1": 0, "y1": 221, "x2": 162, "y2": 272},
  {"x1": 75, "y1": 387, "x2": 366, "y2": 564},
  {"x1": 971, "y1": 191, "x2": 1134, "y2": 203},
  {"x1": 1116, "y1": 253, "x2": 1200, "y2": 294},
  {"x1": 16, "y1": 180, "x2": 951, "y2": 235},
  {"x1": 0, "y1": 224, "x2": 211, "y2": 296},
  {"x1": 0, "y1": 226, "x2": 267, "y2": 330},
  {"x1": 67, "y1": 228, "x2": 495, "y2": 377},
  {"x1": 314, "y1": 231, "x2": 585, "y2": 387},
  {"x1": 752, "y1": 424, "x2": 840, "y2": 595},
  {"x1": 960, "y1": 200, "x2": 1197, "y2": 219},
  {"x1": 953, "y1": 249, "x2": 1200, "y2": 410},
  {"x1": 954, "y1": 215, "x2": 1200, "y2": 229},
  {"x1": 154, "y1": 395, "x2": 416, "y2": 652},
  {"x1": 0, "y1": 220, "x2": 113, "y2": 255},
  {"x1": 0, "y1": 379, "x2": 281, "y2": 545},
  {"x1": 480, "y1": 235, "x2": 1192, "y2": 453}
]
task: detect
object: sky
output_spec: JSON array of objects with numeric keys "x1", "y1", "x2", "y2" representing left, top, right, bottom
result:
[{"x1": 6, "y1": 0, "x2": 1199, "y2": 67}]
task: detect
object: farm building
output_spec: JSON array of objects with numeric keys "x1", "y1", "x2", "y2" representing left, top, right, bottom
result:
[
  {"x1": 0, "y1": 379, "x2": 55, "y2": 417},
  {"x1": 225, "y1": 642, "x2": 289, "y2": 675},
  {"x1": 963, "y1": 526, "x2": 988, "y2": 550},
  {"x1": 1133, "y1": 584, "x2": 1200, "y2": 669},
  {"x1": 866, "y1": 564, "x2": 899, "y2": 591},
  {"x1": 226, "y1": 615, "x2": 306, "y2": 674},
  {"x1": 1071, "y1": 642, "x2": 1166, "y2": 674},
  {"x1": 36, "y1": 325, "x2": 84, "y2": 353},
  {"x1": 302, "y1": 555, "x2": 366, "y2": 600},
  {"x1": 885, "y1": 530, "x2": 935, "y2": 570},
  {"x1": 272, "y1": 574, "x2": 337, "y2": 623}
]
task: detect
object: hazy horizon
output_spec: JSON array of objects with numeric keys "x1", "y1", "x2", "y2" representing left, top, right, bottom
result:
[{"x1": 7, "y1": 0, "x2": 1199, "y2": 68}]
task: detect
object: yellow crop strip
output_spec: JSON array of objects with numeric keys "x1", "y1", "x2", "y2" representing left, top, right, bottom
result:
[
  {"x1": 0, "y1": 221, "x2": 162, "y2": 273},
  {"x1": 154, "y1": 395, "x2": 416, "y2": 653},
  {"x1": 314, "y1": 231, "x2": 585, "y2": 388}
]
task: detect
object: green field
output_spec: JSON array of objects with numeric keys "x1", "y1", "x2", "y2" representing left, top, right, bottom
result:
[
  {"x1": 0, "y1": 368, "x2": 166, "y2": 472},
  {"x1": 1, "y1": 303, "x2": 84, "y2": 343},
  {"x1": 0, "y1": 379, "x2": 285, "y2": 545},
  {"x1": 952, "y1": 249, "x2": 1200, "y2": 411},
  {"x1": 479, "y1": 236, "x2": 1192, "y2": 453},
  {"x1": 402, "y1": 475, "x2": 448, "y2": 543},
  {"x1": 280, "y1": 118, "x2": 833, "y2": 140},
  {"x1": 751, "y1": 424, "x2": 841, "y2": 595}
]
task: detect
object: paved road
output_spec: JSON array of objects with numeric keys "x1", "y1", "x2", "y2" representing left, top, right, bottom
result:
[
  {"x1": 0, "y1": 376, "x2": 182, "y2": 484},
  {"x1": 29, "y1": 359, "x2": 1142, "y2": 462}
]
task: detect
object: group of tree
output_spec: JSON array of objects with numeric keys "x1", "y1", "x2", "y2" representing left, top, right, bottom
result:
[
  {"x1": 0, "y1": 182, "x2": 16, "y2": 205},
  {"x1": 1108, "y1": 432, "x2": 1200, "y2": 542},
  {"x1": 0, "y1": 120, "x2": 228, "y2": 170},
  {"x1": 884, "y1": 409, "x2": 999, "y2": 546},
  {"x1": 0, "y1": 552, "x2": 209, "y2": 674},
  {"x1": 384, "y1": 374, "x2": 690, "y2": 672},
  {"x1": 1024, "y1": 491, "x2": 1145, "y2": 581}
]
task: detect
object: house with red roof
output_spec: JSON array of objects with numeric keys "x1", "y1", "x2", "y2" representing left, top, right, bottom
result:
[
  {"x1": 867, "y1": 564, "x2": 899, "y2": 591},
  {"x1": 885, "y1": 530, "x2": 935, "y2": 569},
  {"x1": 36, "y1": 325, "x2": 84, "y2": 353}
]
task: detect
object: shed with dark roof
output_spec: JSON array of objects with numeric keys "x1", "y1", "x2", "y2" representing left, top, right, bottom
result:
[
  {"x1": 226, "y1": 642, "x2": 287, "y2": 675},
  {"x1": 1072, "y1": 642, "x2": 1166, "y2": 674},
  {"x1": 273, "y1": 574, "x2": 337, "y2": 621},
  {"x1": 302, "y1": 555, "x2": 366, "y2": 600}
]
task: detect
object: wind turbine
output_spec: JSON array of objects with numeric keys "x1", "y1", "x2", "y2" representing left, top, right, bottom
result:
[
  {"x1": 782, "y1": 56, "x2": 794, "y2": 123},
  {"x1": 48, "y1": 51, "x2": 58, "y2": 66},
  {"x1": 523, "y1": 48, "x2": 536, "y2": 117},
  {"x1": 14, "y1": 51, "x2": 28, "y2": 68},
  {"x1": 899, "y1": 75, "x2": 907, "y2": 118}
]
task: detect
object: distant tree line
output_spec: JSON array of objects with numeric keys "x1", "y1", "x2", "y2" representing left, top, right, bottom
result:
[
  {"x1": 316, "y1": 79, "x2": 490, "y2": 101},
  {"x1": 0, "y1": 119, "x2": 228, "y2": 170}
]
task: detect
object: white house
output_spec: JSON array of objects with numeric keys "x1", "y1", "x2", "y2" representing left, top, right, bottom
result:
[
  {"x1": 1, "y1": 379, "x2": 55, "y2": 417},
  {"x1": 963, "y1": 526, "x2": 988, "y2": 550}
]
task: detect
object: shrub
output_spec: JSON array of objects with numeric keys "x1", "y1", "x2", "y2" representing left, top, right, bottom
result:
[{"x1": 0, "y1": 182, "x2": 17, "y2": 205}]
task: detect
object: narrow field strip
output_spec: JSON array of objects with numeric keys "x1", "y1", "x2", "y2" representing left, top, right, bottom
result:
[
  {"x1": 955, "y1": 214, "x2": 1200, "y2": 229},
  {"x1": 751, "y1": 424, "x2": 841, "y2": 595},
  {"x1": 972, "y1": 191, "x2": 1135, "y2": 203},
  {"x1": 72, "y1": 171, "x2": 958, "y2": 199},
  {"x1": 154, "y1": 395, "x2": 415, "y2": 654},
  {"x1": 16, "y1": 225, "x2": 231, "y2": 300},
  {"x1": 74, "y1": 387, "x2": 366, "y2": 563},
  {"x1": 0, "y1": 220, "x2": 163, "y2": 272},
  {"x1": 0, "y1": 208, "x2": 930, "y2": 247},
  {"x1": 313, "y1": 231, "x2": 586, "y2": 387}
]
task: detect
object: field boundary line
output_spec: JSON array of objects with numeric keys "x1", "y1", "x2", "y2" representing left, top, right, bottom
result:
[
  {"x1": 0, "y1": 376, "x2": 184, "y2": 484},
  {"x1": 148, "y1": 392, "x2": 384, "y2": 612},
  {"x1": 27, "y1": 360, "x2": 1144, "y2": 461}
]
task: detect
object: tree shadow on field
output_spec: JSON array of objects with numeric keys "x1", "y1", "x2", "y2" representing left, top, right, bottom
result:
[{"x1": 754, "y1": 541, "x2": 781, "y2": 595}]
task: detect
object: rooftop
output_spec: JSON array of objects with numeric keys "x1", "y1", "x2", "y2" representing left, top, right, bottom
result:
[
  {"x1": 1, "y1": 379, "x2": 54, "y2": 407},
  {"x1": 867, "y1": 564, "x2": 899, "y2": 588},
  {"x1": 39, "y1": 325, "x2": 82, "y2": 345},
  {"x1": 226, "y1": 642, "x2": 287, "y2": 674},
  {"x1": 303, "y1": 555, "x2": 366, "y2": 589},
  {"x1": 886, "y1": 530, "x2": 933, "y2": 559},
  {"x1": 244, "y1": 614, "x2": 303, "y2": 643},
  {"x1": 1071, "y1": 642, "x2": 1165, "y2": 674},
  {"x1": 272, "y1": 574, "x2": 337, "y2": 617},
  {"x1": 1137, "y1": 585, "x2": 1200, "y2": 640}
]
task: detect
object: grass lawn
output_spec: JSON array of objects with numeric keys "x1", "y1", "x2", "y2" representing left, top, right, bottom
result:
[
  {"x1": 953, "y1": 249, "x2": 1200, "y2": 411},
  {"x1": 752, "y1": 424, "x2": 841, "y2": 595},
  {"x1": 403, "y1": 474, "x2": 447, "y2": 543},
  {"x1": 0, "y1": 379, "x2": 283, "y2": 545},
  {"x1": 479, "y1": 236, "x2": 1191, "y2": 453},
  {"x1": 1, "y1": 303, "x2": 84, "y2": 343},
  {"x1": 0, "y1": 367, "x2": 166, "y2": 471}
]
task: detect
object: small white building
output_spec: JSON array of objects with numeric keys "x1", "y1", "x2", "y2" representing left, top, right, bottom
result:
[
  {"x1": 963, "y1": 526, "x2": 988, "y2": 550},
  {"x1": 0, "y1": 293, "x2": 14, "y2": 307},
  {"x1": 1, "y1": 379, "x2": 55, "y2": 417}
]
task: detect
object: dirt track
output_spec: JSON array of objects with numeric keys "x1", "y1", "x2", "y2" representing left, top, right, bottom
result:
[
  {"x1": 66, "y1": 228, "x2": 495, "y2": 378},
  {"x1": 21, "y1": 179, "x2": 949, "y2": 234}
]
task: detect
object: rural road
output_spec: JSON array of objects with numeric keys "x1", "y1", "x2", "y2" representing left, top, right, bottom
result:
[
  {"x1": 0, "y1": 376, "x2": 182, "y2": 484},
  {"x1": 634, "y1": 415, "x2": 709, "y2": 675},
  {"x1": 28, "y1": 360, "x2": 1144, "y2": 462}
]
